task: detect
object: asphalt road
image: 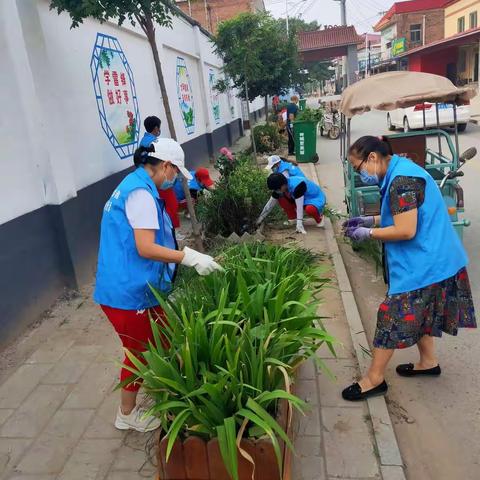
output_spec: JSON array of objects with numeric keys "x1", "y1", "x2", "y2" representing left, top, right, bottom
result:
[{"x1": 311, "y1": 102, "x2": 480, "y2": 480}]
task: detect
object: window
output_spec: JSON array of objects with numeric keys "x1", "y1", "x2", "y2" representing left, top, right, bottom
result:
[
  {"x1": 470, "y1": 11, "x2": 478, "y2": 29},
  {"x1": 410, "y1": 24, "x2": 421, "y2": 43},
  {"x1": 458, "y1": 16, "x2": 465, "y2": 33}
]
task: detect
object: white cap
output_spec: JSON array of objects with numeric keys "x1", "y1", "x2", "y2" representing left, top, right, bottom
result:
[
  {"x1": 265, "y1": 155, "x2": 281, "y2": 170},
  {"x1": 149, "y1": 138, "x2": 192, "y2": 180}
]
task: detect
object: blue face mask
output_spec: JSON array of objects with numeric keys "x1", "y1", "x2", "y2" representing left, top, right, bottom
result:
[
  {"x1": 160, "y1": 174, "x2": 177, "y2": 190},
  {"x1": 359, "y1": 169, "x2": 379, "y2": 185},
  {"x1": 359, "y1": 157, "x2": 380, "y2": 185}
]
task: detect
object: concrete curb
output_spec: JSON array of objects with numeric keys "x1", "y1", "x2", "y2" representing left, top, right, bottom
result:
[{"x1": 308, "y1": 164, "x2": 406, "y2": 480}]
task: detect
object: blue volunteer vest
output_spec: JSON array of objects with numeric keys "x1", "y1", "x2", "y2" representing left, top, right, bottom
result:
[
  {"x1": 381, "y1": 155, "x2": 467, "y2": 295},
  {"x1": 139, "y1": 132, "x2": 158, "y2": 148},
  {"x1": 173, "y1": 171, "x2": 202, "y2": 201},
  {"x1": 277, "y1": 160, "x2": 306, "y2": 178},
  {"x1": 287, "y1": 175, "x2": 326, "y2": 212},
  {"x1": 94, "y1": 167, "x2": 177, "y2": 309}
]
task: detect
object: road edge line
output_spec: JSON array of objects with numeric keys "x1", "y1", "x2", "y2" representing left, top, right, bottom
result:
[{"x1": 308, "y1": 163, "x2": 406, "y2": 480}]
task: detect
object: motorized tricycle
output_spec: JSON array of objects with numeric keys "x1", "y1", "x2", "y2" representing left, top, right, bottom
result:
[
  {"x1": 339, "y1": 71, "x2": 478, "y2": 241},
  {"x1": 319, "y1": 95, "x2": 341, "y2": 140}
]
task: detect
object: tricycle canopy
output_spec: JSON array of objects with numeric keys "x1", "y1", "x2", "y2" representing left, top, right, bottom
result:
[{"x1": 340, "y1": 71, "x2": 477, "y2": 118}]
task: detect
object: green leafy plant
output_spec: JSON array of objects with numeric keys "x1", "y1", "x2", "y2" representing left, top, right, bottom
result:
[
  {"x1": 197, "y1": 159, "x2": 286, "y2": 236},
  {"x1": 124, "y1": 243, "x2": 335, "y2": 480},
  {"x1": 295, "y1": 107, "x2": 323, "y2": 123},
  {"x1": 253, "y1": 124, "x2": 283, "y2": 153}
]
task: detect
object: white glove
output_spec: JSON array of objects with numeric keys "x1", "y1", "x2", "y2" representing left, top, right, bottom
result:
[
  {"x1": 296, "y1": 220, "x2": 307, "y2": 235},
  {"x1": 181, "y1": 247, "x2": 223, "y2": 275}
]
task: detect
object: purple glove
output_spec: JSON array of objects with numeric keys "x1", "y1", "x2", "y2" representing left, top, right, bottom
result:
[
  {"x1": 342, "y1": 216, "x2": 375, "y2": 230},
  {"x1": 345, "y1": 226, "x2": 371, "y2": 242}
]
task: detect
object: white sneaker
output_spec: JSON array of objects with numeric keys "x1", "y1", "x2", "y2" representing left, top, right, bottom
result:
[
  {"x1": 114, "y1": 405, "x2": 161, "y2": 433},
  {"x1": 283, "y1": 219, "x2": 296, "y2": 226},
  {"x1": 316, "y1": 218, "x2": 325, "y2": 228}
]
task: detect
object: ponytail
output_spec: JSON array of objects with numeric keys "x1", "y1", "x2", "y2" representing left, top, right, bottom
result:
[
  {"x1": 349, "y1": 135, "x2": 393, "y2": 160},
  {"x1": 133, "y1": 144, "x2": 161, "y2": 168}
]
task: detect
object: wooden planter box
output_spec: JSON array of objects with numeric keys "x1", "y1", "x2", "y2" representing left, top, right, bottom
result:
[{"x1": 157, "y1": 397, "x2": 296, "y2": 480}]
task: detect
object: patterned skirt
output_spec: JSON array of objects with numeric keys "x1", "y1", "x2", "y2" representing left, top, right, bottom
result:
[{"x1": 374, "y1": 267, "x2": 477, "y2": 349}]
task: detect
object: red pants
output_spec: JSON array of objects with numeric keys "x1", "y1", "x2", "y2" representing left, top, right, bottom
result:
[
  {"x1": 101, "y1": 305, "x2": 169, "y2": 392},
  {"x1": 159, "y1": 188, "x2": 180, "y2": 229},
  {"x1": 278, "y1": 197, "x2": 323, "y2": 223}
]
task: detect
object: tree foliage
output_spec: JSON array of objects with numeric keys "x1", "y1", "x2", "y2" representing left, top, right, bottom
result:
[
  {"x1": 49, "y1": 0, "x2": 177, "y2": 31},
  {"x1": 214, "y1": 12, "x2": 300, "y2": 101}
]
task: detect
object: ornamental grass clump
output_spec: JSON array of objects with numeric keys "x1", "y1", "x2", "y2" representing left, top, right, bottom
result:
[{"x1": 124, "y1": 243, "x2": 335, "y2": 480}]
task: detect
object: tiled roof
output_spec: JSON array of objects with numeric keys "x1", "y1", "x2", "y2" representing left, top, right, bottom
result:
[
  {"x1": 298, "y1": 26, "x2": 363, "y2": 51},
  {"x1": 374, "y1": 0, "x2": 450, "y2": 31}
]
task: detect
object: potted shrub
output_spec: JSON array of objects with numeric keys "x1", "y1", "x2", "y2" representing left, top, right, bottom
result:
[{"x1": 125, "y1": 244, "x2": 335, "y2": 480}]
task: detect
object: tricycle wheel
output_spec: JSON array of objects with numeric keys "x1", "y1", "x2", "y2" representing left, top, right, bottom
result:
[{"x1": 312, "y1": 154, "x2": 319, "y2": 164}]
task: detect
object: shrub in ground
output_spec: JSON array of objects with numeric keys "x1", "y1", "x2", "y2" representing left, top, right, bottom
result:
[
  {"x1": 253, "y1": 124, "x2": 283, "y2": 153},
  {"x1": 197, "y1": 157, "x2": 285, "y2": 237}
]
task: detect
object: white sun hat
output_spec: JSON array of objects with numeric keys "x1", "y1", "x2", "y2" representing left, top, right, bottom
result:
[
  {"x1": 265, "y1": 155, "x2": 282, "y2": 170},
  {"x1": 149, "y1": 138, "x2": 192, "y2": 180}
]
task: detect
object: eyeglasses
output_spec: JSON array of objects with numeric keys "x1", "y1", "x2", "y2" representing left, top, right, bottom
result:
[{"x1": 353, "y1": 158, "x2": 366, "y2": 173}]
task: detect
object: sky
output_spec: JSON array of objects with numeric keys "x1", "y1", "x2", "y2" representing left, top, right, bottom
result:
[{"x1": 264, "y1": 0, "x2": 395, "y2": 34}]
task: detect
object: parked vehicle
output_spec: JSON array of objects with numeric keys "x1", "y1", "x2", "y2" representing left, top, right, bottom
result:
[
  {"x1": 319, "y1": 95, "x2": 341, "y2": 140},
  {"x1": 339, "y1": 71, "x2": 477, "y2": 242},
  {"x1": 387, "y1": 102, "x2": 470, "y2": 132}
]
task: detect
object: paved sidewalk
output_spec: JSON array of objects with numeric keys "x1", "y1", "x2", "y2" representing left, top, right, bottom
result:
[
  {"x1": 291, "y1": 227, "x2": 384, "y2": 480},
  {"x1": 0, "y1": 288, "x2": 158, "y2": 480}
]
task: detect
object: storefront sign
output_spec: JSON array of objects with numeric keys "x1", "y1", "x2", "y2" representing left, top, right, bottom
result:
[
  {"x1": 91, "y1": 33, "x2": 140, "y2": 159},
  {"x1": 391, "y1": 38, "x2": 406, "y2": 57},
  {"x1": 208, "y1": 68, "x2": 221, "y2": 125},
  {"x1": 176, "y1": 57, "x2": 196, "y2": 135}
]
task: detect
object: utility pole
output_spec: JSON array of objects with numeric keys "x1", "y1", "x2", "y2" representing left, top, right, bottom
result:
[
  {"x1": 286, "y1": 0, "x2": 289, "y2": 35},
  {"x1": 339, "y1": 0, "x2": 347, "y2": 25}
]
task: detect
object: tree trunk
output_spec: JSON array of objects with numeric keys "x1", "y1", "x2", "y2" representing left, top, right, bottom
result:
[
  {"x1": 143, "y1": 16, "x2": 203, "y2": 251},
  {"x1": 264, "y1": 96, "x2": 269, "y2": 124},
  {"x1": 244, "y1": 80, "x2": 257, "y2": 162}
]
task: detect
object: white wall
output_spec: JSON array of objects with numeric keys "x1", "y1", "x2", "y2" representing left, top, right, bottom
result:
[{"x1": 0, "y1": 0, "x2": 255, "y2": 226}]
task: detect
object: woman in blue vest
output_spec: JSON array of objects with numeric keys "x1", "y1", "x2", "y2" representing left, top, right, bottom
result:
[
  {"x1": 342, "y1": 136, "x2": 476, "y2": 401},
  {"x1": 94, "y1": 139, "x2": 222, "y2": 431},
  {"x1": 257, "y1": 173, "x2": 326, "y2": 234},
  {"x1": 264, "y1": 155, "x2": 306, "y2": 178}
]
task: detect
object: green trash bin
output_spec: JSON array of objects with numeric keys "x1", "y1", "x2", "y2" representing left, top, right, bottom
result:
[
  {"x1": 299, "y1": 98, "x2": 307, "y2": 111},
  {"x1": 293, "y1": 120, "x2": 319, "y2": 163}
]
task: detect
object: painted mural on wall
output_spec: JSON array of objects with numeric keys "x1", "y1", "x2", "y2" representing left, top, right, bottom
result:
[
  {"x1": 208, "y1": 68, "x2": 221, "y2": 125},
  {"x1": 176, "y1": 57, "x2": 195, "y2": 135},
  {"x1": 90, "y1": 33, "x2": 140, "y2": 159}
]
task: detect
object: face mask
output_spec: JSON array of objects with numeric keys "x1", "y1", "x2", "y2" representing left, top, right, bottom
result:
[
  {"x1": 359, "y1": 157, "x2": 379, "y2": 185},
  {"x1": 159, "y1": 171, "x2": 177, "y2": 190}
]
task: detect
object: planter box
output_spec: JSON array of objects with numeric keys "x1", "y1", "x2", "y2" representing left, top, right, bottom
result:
[{"x1": 157, "y1": 396, "x2": 296, "y2": 480}]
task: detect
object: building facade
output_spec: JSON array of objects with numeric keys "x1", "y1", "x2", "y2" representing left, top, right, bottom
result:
[
  {"x1": 176, "y1": 0, "x2": 265, "y2": 33},
  {"x1": 445, "y1": 0, "x2": 479, "y2": 83},
  {"x1": 357, "y1": 33, "x2": 381, "y2": 78},
  {"x1": 373, "y1": 0, "x2": 449, "y2": 71}
]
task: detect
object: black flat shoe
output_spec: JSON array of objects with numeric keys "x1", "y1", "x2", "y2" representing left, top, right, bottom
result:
[
  {"x1": 342, "y1": 380, "x2": 388, "y2": 402},
  {"x1": 396, "y1": 363, "x2": 441, "y2": 377}
]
